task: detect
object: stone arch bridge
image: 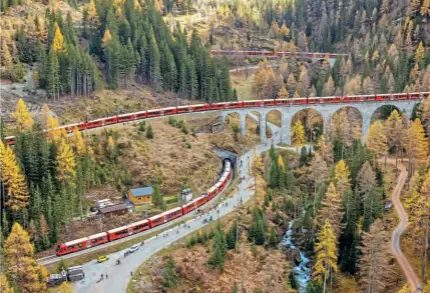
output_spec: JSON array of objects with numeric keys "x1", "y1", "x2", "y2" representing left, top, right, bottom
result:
[{"x1": 220, "y1": 100, "x2": 420, "y2": 144}]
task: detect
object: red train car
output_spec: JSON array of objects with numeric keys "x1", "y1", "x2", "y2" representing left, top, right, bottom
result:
[
  {"x1": 107, "y1": 225, "x2": 132, "y2": 241},
  {"x1": 129, "y1": 219, "x2": 150, "y2": 234},
  {"x1": 244, "y1": 100, "x2": 263, "y2": 107},
  {"x1": 104, "y1": 116, "x2": 118, "y2": 125},
  {"x1": 182, "y1": 200, "x2": 197, "y2": 214},
  {"x1": 118, "y1": 113, "x2": 136, "y2": 122},
  {"x1": 195, "y1": 195, "x2": 208, "y2": 208},
  {"x1": 86, "y1": 119, "x2": 104, "y2": 129},
  {"x1": 56, "y1": 232, "x2": 109, "y2": 256},
  {"x1": 163, "y1": 207, "x2": 183, "y2": 222}
]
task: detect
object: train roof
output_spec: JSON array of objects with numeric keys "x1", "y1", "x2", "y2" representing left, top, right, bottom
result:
[
  {"x1": 130, "y1": 219, "x2": 149, "y2": 226},
  {"x1": 64, "y1": 236, "x2": 88, "y2": 246},
  {"x1": 107, "y1": 225, "x2": 129, "y2": 233},
  {"x1": 88, "y1": 232, "x2": 107, "y2": 239}
]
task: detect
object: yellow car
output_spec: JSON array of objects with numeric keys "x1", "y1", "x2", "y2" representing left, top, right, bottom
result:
[{"x1": 97, "y1": 255, "x2": 109, "y2": 263}]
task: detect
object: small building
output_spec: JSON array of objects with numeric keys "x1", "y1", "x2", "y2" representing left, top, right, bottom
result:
[
  {"x1": 99, "y1": 203, "x2": 128, "y2": 218},
  {"x1": 128, "y1": 187, "x2": 154, "y2": 205},
  {"x1": 181, "y1": 188, "x2": 193, "y2": 202}
]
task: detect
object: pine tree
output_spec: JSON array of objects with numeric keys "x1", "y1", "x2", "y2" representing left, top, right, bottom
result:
[
  {"x1": 359, "y1": 219, "x2": 392, "y2": 293},
  {"x1": 226, "y1": 221, "x2": 238, "y2": 250},
  {"x1": 209, "y1": 224, "x2": 227, "y2": 271},
  {"x1": 163, "y1": 256, "x2": 178, "y2": 288},
  {"x1": 13, "y1": 99, "x2": 34, "y2": 131},
  {"x1": 267, "y1": 227, "x2": 277, "y2": 248},
  {"x1": 313, "y1": 220, "x2": 338, "y2": 293},
  {"x1": 4, "y1": 223, "x2": 48, "y2": 291},
  {"x1": 146, "y1": 124, "x2": 154, "y2": 139},
  {"x1": 56, "y1": 138, "x2": 77, "y2": 184}
]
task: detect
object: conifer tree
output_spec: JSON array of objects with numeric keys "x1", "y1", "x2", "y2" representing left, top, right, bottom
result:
[
  {"x1": 57, "y1": 281, "x2": 73, "y2": 293},
  {"x1": 334, "y1": 159, "x2": 351, "y2": 199},
  {"x1": 317, "y1": 182, "x2": 344, "y2": 238},
  {"x1": 365, "y1": 121, "x2": 388, "y2": 163},
  {"x1": 55, "y1": 138, "x2": 77, "y2": 184},
  {"x1": 313, "y1": 220, "x2": 338, "y2": 293},
  {"x1": 0, "y1": 274, "x2": 14, "y2": 293},
  {"x1": 4, "y1": 223, "x2": 48, "y2": 291},
  {"x1": 316, "y1": 135, "x2": 334, "y2": 164},
  {"x1": 359, "y1": 219, "x2": 392, "y2": 293},
  {"x1": 1, "y1": 146, "x2": 30, "y2": 214},
  {"x1": 52, "y1": 23, "x2": 67, "y2": 54},
  {"x1": 163, "y1": 257, "x2": 178, "y2": 288},
  {"x1": 405, "y1": 119, "x2": 428, "y2": 172},
  {"x1": 73, "y1": 126, "x2": 86, "y2": 156},
  {"x1": 226, "y1": 221, "x2": 238, "y2": 250},
  {"x1": 209, "y1": 224, "x2": 227, "y2": 271},
  {"x1": 292, "y1": 120, "x2": 306, "y2": 148},
  {"x1": 13, "y1": 99, "x2": 34, "y2": 131}
]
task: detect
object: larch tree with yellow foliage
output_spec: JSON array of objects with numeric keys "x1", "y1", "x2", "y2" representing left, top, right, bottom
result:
[
  {"x1": 385, "y1": 110, "x2": 405, "y2": 173},
  {"x1": 292, "y1": 120, "x2": 305, "y2": 149},
  {"x1": 415, "y1": 41, "x2": 425, "y2": 66},
  {"x1": 334, "y1": 159, "x2": 351, "y2": 199},
  {"x1": 46, "y1": 115, "x2": 62, "y2": 142},
  {"x1": 317, "y1": 182, "x2": 344, "y2": 238},
  {"x1": 249, "y1": 149, "x2": 264, "y2": 205},
  {"x1": 13, "y1": 98, "x2": 33, "y2": 131},
  {"x1": 57, "y1": 281, "x2": 73, "y2": 293},
  {"x1": 73, "y1": 126, "x2": 86, "y2": 156},
  {"x1": 365, "y1": 121, "x2": 388, "y2": 165},
  {"x1": 87, "y1": 0, "x2": 99, "y2": 24},
  {"x1": 313, "y1": 220, "x2": 338, "y2": 293},
  {"x1": 0, "y1": 274, "x2": 14, "y2": 293},
  {"x1": 316, "y1": 135, "x2": 334, "y2": 164},
  {"x1": 4, "y1": 223, "x2": 48, "y2": 292},
  {"x1": 1, "y1": 146, "x2": 29, "y2": 214},
  {"x1": 359, "y1": 219, "x2": 392, "y2": 293},
  {"x1": 52, "y1": 23, "x2": 67, "y2": 54},
  {"x1": 406, "y1": 169, "x2": 430, "y2": 281},
  {"x1": 56, "y1": 138, "x2": 77, "y2": 184},
  {"x1": 102, "y1": 29, "x2": 112, "y2": 48},
  {"x1": 405, "y1": 119, "x2": 428, "y2": 173}
]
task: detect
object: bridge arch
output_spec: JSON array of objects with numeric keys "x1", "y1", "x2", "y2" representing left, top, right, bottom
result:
[
  {"x1": 371, "y1": 105, "x2": 402, "y2": 121},
  {"x1": 291, "y1": 108, "x2": 324, "y2": 145},
  {"x1": 329, "y1": 106, "x2": 363, "y2": 143}
]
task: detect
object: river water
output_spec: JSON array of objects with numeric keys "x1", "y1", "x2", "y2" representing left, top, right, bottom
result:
[{"x1": 280, "y1": 221, "x2": 311, "y2": 293}]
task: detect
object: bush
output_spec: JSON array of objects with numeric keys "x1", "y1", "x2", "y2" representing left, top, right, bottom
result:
[
  {"x1": 186, "y1": 142, "x2": 191, "y2": 149},
  {"x1": 146, "y1": 124, "x2": 154, "y2": 139},
  {"x1": 181, "y1": 123, "x2": 189, "y2": 134},
  {"x1": 138, "y1": 121, "x2": 146, "y2": 132},
  {"x1": 168, "y1": 117, "x2": 176, "y2": 126}
]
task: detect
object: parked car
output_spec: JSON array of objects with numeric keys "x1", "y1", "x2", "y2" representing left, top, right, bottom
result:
[
  {"x1": 97, "y1": 255, "x2": 109, "y2": 263},
  {"x1": 67, "y1": 266, "x2": 85, "y2": 281},
  {"x1": 47, "y1": 273, "x2": 67, "y2": 286},
  {"x1": 128, "y1": 244, "x2": 139, "y2": 253}
]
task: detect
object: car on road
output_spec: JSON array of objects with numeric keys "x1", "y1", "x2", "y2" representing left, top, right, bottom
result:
[
  {"x1": 97, "y1": 255, "x2": 109, "y2": 263},
  {"x1": 128, "y1": 244, "x2": 139, "y2": 253}
]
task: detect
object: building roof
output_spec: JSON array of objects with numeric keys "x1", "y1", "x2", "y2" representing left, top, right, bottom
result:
[
  {"x1": 99, "y1": 203, "x2": 128, "y2": 214},
  {"x1": 129, "y1": 187, "x2": 154, "y2": 197}
]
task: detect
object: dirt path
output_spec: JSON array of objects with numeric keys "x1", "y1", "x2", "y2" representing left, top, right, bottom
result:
[{"x1": 388, "y1": 158, "x2": 422, "y2": 292}]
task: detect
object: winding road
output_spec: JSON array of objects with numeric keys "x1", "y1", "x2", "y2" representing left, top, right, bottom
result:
[
  {"x1": 388, "y1": 158, "x2": 422, "y2": 292},
  {"x1": 73, "y1": 118, "x2": 282, "y2": 293}
]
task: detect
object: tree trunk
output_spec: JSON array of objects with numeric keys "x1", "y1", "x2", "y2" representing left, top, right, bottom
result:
[{"x1": 323, "y1": 270, "x2": 327, "y2": 293}]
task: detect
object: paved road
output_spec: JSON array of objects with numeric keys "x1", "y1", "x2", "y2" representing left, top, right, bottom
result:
[
  {"x1": 388, "y1": 158, "x2": 422, "y2": 292},
  {"x1": 74, "y1": 140, "x2": 277, "y2": 293}
]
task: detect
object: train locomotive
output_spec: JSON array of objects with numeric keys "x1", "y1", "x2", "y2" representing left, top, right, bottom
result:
[{"x1": 55, "y1": 160, "x2": 232, "y2": 256}]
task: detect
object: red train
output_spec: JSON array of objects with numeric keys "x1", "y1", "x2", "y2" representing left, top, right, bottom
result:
[
  {"x1": 210, "y1": 50, "x2": 347, "y2": 59},
  {"x1": 55, "y1": 160, "x2": 232, "y2": 256},
  {"x1": 4, "y1": 92, "x2": 428, "y2": 146}
]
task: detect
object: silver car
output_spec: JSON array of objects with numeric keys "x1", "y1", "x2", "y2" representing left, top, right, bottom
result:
[{"x1": 128, "y1": 244, "x2": 139, "y2": 253}]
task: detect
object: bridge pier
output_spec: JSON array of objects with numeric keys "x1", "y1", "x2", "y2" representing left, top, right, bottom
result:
[
  {"x1": 239, "y1": 112, "x2": 246, "y2": 136},
  {"x1": 259, "y1": 114, "x2": 267, "y2": 142},
  {"x1": 280, "y1": 111, "x2": 292, "y2": 144}
]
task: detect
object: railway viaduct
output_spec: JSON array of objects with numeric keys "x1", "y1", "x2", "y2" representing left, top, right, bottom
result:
[{"x1": 219, "y1": 99, "x2": 420, "y2": 144}]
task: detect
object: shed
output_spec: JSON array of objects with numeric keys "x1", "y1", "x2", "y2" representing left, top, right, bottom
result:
[
  {"x1": 128, "y1": 187, "x2": 154, "y2": 205},
  {"x1": 99, "y1": 203, "x2": 128, "y2": 218}
]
